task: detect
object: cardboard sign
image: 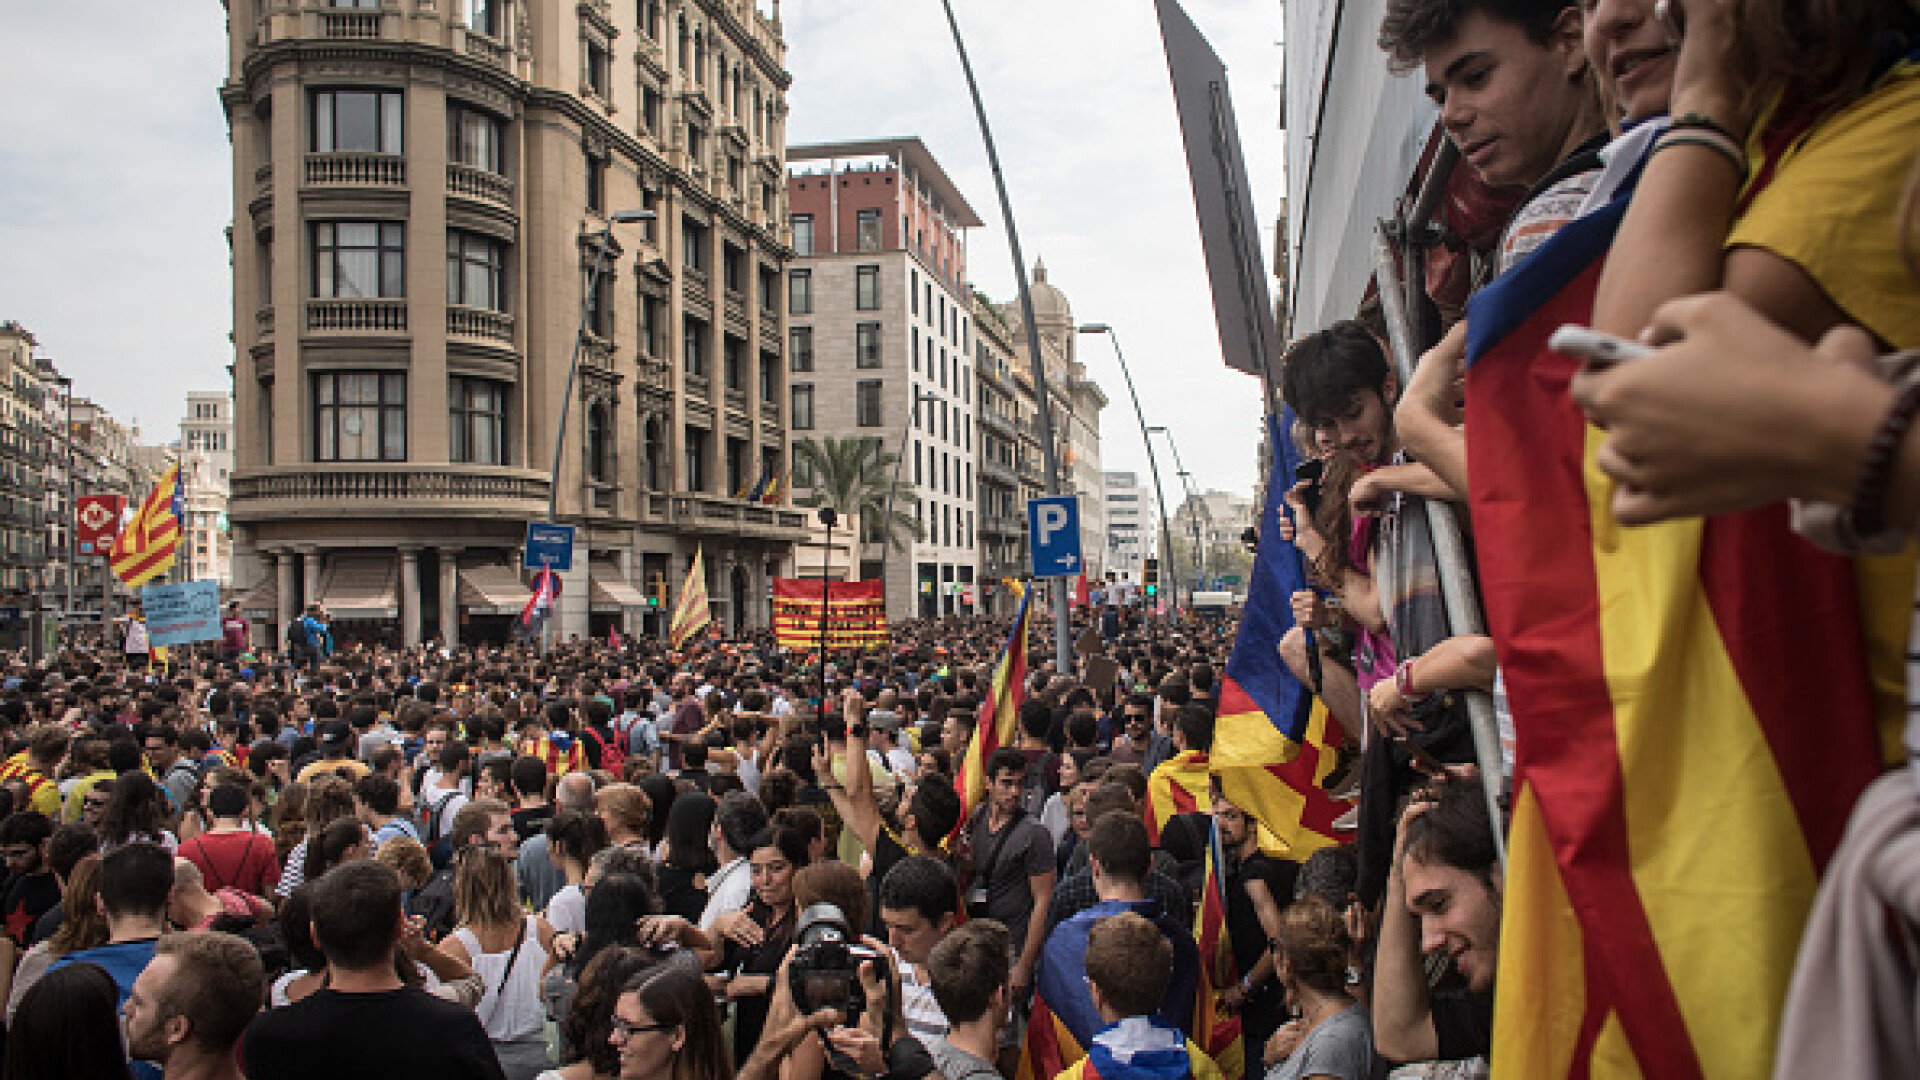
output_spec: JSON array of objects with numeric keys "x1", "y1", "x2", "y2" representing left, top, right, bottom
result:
[{"x1": 140, "y1": 580, "x2": 224, "y2": 647}]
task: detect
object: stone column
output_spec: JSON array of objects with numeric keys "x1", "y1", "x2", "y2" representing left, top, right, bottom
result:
[
  {"x1": 398, "y1": 547, "x2": 422, "y2": 647},
  {"x1": 273, "y1": 550, "x2": 296, "y2": 648},
  {"x1": 299, "y1": 546, "x2": 321, "y2": 611},
  {"x1": 438, "y1": 547, "x2": 460, "y2": 648},
  {"x1": 616, "y1": 547, "x2": 636, "y2": 636},
  {"x1": 716, "y1": 549, "x2": 736, "y2": 636}
]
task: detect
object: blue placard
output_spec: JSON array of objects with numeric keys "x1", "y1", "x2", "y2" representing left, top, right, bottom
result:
[
  {"x1": 1026, "y1": 496, "x2": 1083, "y2": 578},
  {"x1": 524, "y1": 522, "x2": 575, "y2": 572},
  {"x1": 140, "y1": 580, "x2": 224, "y2": 647}
]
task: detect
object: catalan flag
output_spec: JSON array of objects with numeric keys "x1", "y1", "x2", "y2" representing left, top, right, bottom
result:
[
  {"x1": 1209, "y1": 415, "x2": 1348, "y2": 858},
  {"x1": 668, "y1": 547, "x2": 712, "y2": 649},
  {"x1": 953, "y1": 581, "x2": 1030, "y2": 830},
  {"x1": 761, "y1": 476, "x2": 782, "y2": 504},
  {"x1": 109, "y1": 462, "x2": 182, "y2": 589},
  {"x1": 1192, "y1": 820, "x2": 1245, "y2": 1080},
  {"x1": 1464, "y1": 188, "x2": 1887, "y2": 1078}
]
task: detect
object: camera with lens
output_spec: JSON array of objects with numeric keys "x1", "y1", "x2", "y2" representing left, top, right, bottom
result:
[{"x1": 787, "y1": 903, "x2": 890, "y2": 1027}]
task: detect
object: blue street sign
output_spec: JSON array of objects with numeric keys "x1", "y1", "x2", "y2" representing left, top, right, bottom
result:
[
  {"x1": 524, "y1": 522, "x2": 575, "y2": 572},
  {"x1": 1026, "y1": 496, "x2": 1083, "y2": 578}
]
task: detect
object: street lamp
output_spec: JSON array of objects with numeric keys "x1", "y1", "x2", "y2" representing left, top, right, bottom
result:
[
  {"x1": 816, "y1": 506, "x2": 837, "y2": 677},
  {"x1": 880, "y1": 387, "x2": 939, "y2": 619},
  {"x1": 542, "y1": 209, "x2": 654, "y2": 649},
  {"x1": 1076, "y1": 324, "x2": 1178, "y2": 618},
  {"x1": 1148, "y1": 426, "x2": 1206, "y2": 599}
]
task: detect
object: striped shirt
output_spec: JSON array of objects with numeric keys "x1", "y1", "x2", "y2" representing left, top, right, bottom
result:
[{"x1": 895, "y1": 950, "x2": 949, "y2": 1043}]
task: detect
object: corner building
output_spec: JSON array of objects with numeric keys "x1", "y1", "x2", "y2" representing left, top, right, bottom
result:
[{"x1": 221, "y1": 0, "x2": 807, "y2": 647}]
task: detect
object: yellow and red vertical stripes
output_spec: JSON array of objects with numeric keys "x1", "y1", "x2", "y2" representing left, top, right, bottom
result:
[
  {"x1": 109, "y1": 462, "x2": 181, "y2": 589},
  {"x1": 954, "y1": 583, "x2": 1031, "y2": 829}
]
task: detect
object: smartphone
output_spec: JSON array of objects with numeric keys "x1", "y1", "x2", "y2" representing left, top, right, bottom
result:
[
  {"x1": 1293, "y1": 458, "x2": 1326, "y2": 516},
  {"x1": 1548, "y1": 324, "x2": 1654, "y2": 367}
]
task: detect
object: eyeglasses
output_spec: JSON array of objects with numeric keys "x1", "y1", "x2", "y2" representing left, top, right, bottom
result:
[{"x1": 609, "y1": 1018, "x2": 674, "y2": 1040}]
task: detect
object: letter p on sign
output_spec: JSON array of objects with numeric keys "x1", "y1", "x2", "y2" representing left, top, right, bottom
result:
[{"x1": 1026, "y1": 496, "x2": 1082, "y2": 577}]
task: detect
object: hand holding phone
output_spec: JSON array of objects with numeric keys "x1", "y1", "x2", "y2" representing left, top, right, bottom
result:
[{"x1": 1549, "y1": 324, "x2": 1654, "y2": 367}]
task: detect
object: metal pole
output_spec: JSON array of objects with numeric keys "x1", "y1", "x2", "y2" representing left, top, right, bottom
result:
[
  {"x1": 879, "y1": 389, "x2": 934, "y2": 619},
  {"x1": 1080, "y1": 327, "x2": 1180, "y2": 615},
  {"x1": 1372, "y1": 223, "x2": 1507, "y2": 870},
  {"x1": 937, "y1": 0, "x2": 1072, "y2": 672},
  {"x1": 818, "y1": 518, "x2": 833, "y2": 672}
]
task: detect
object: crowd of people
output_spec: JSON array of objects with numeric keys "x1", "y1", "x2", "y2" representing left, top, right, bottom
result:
[{"x1": 0, "y1": 1, "x2": 1915, "y2": 1078}]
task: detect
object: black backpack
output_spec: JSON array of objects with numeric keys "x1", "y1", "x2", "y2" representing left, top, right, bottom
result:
[
  {"x1": 407, "y1": 864, "x2": 459, "y2": 942},
  {"x1": 207, "y1": 911, "x2": 291, "y2": 981}
]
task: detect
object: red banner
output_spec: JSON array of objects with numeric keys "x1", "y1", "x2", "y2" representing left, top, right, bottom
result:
[
  {"x1": 75, "y1": 494, "x2": 124, "y2": 557},
  {"x1": 771, "y1": 578, "x2": 889, "y2": 651}
]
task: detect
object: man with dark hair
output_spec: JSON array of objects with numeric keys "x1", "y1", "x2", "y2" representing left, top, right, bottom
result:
[
  {"x1": 968, "y1": 746, "x2": 1054, "y2": 1028},
  {"x1": 1048, "y1": 785, "x2": 1192, "y2": 935},
  {"x1": 1054, "y1": 912, "x2": 1223, "y2": 1080},
  {"x1": 0, "y1": 725, "x2": 67, "y2": 818},
  {"x1": 50, "y1": 842, "x2": 174, "y2": 1008},
  {"x1": 295, "y1": 719, "x2": 370, "y2": 785},
  {"x1": 699, "y1": 789, "x2": 769, "y2": 929},
  {"x1": 1033, "y1": 812, "x2": 1203, "y2": 1058},
  {"x1": 418, "y1": 737, "x2": 471, "y2": 846},
  {"x1": 1375, "y1": 779, "x2": 1502, "y2": 1066},
  {"x1": 354, "y1": 773, "x2": 416, "y2": 848},
  {"x1": 0, "y1": 811, "x2": 57, "y2": 946},
  {"x1": 242, "y1": 862, "x2": 506, "y2": 1079},
  {"x1": 507, "y1": 754, "x2": 553, "y2": 842},
  {"x1": 878, "y1": 855, "x2": 964, "y2": 1044},
  {"x1": 125, "y1": 930, "x2": 266, "y2": 1080},
  {"x1": 924, "y1": 918, "x2": 1012, "y2": 1080},
  {"x1": 28, "y1": 821, "x2": 100, "y2": 944}
]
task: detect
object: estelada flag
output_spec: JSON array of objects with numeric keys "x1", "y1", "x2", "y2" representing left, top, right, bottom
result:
[
  {"x1": 771, "y1": 578, "x2": 889, "y2": 650},
  {"x1": 668, "y1": 547, "x2": 712, "y2": 649},
  {"x1": 1192, "y1": 819, "x2": 1245, "y2": 1080},
  {"x1": 1211, "y1": 414, "x2": 1347, "y2": 858},
  {"x1": 953, "y1": 582, "x2": 1030, "y2": 830},
  {"x1": 109, "y1": 463, "x2": 182, "y2": 589},
  {"x1": 1144, "y1": 749, "x2": 1213, "y2": 844},
  {"x1": 1464, "y1": 192, "x2": 1885, "y2": 1078}
]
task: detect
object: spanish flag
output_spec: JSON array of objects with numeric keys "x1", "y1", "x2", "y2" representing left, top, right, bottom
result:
[
  {"x1": 668, "y1": 547, "x2": 712, "y2": 649},
  {"x1": 1464, "y1": 189, "x2": 1888, "y2": 1078},
  {"x1": 953, "y1": 582, "x2": 1030, "y2": 831},
  {"x1": 109, "y1": 462, "x2": 182, "y2": 589}
]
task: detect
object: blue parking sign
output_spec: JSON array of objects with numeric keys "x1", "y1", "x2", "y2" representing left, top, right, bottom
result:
[
  {"x1": 524, "y1": 522, "x2": 575, "y2": 572},
  {"x1": 1026, "y1": 496, "x2": 1083, "y2": 578}
]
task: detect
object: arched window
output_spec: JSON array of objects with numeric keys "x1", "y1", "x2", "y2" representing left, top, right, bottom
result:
[{"x1": 587, "y1": 401, "x2": 611, "y2": 483}]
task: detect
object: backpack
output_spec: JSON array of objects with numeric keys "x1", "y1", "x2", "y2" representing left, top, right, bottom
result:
[
  {"x1": 422, "y1": 788, "x2": 462, "y2": 845},
  {"x1": 284, "y1": 620, "x2": 308, "y2": 658},
  {"x1": 582, "y1": 726, "x2": 622, "y2": 777},
  {"x1": 207, "y1": 910, "x2": 291, "y2": 980},
  {"x1": 407, "y1": 865, "x2": 459, "y2": 942}
]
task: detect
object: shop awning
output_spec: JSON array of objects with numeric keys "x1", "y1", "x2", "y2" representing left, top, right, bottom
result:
[
  {"x1": 459, "y1": 562, "x2": 528, "y2": 615},
  {"x1": 589, "y1": 560, "x2": 650, "y2": 611},
  {"x1": 318, "y1": 556, "x2": 397, "y2": 620}
]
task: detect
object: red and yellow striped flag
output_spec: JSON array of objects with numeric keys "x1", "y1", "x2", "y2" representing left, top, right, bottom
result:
[
  {"x1": 1145, "y1": 749, "x2": 1214, "y2": 844},
  {"x1": 1464, "y1": 195, "x2": 1895, "y2": 1078},
  {"x1": 668, "y1": 547, "x2": 712, "y2": 649},
  {"x1": 109, "y1": 463, "x2": 182, "y2": 589},
  {"x1": 954, "y1": 582, "x2": 1030, "y2": 830},
  {"x1": 1193, "y1": 821, "x2": 1245, "y2": 1080}
]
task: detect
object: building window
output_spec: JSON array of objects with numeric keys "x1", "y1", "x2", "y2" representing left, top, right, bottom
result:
[
  {"x1": 642, "y1": 85, "x2": 665, "y2": 136},
  {"x1": 723, "y1": 335, "x2": 744, "y2": 391},
  {"x1": 855, "y1": 265, "x2": 880, "y2": 311},
  {"x1": 643, "y1": 416, "x2": 667, "y2": 491},
  {"x1": 857, "y1": 209, "x2": 882, "y2": 252},
  {"x1": 447, "y1": 104, "x2": 505, "y2": 173},
  {"x1": 586, "y1": 40, "x2": 611, "y2": 99},
  {"x1": 788, "y1": 270, "x2": 812, "y2": 315},
  {"x1": 683, "y1": 316, "x2": 707, "y2": 378},
  {"x1": 449, "y1": 376, "x2": 507, "y2": 464},
  {"x1": 639, "y1": 293, "x2": 666, "y2": 358},
  {"x1": 791, "y1": 385, "x2": 814, "y2": 430},
  {"x1": 856, "y1": 381, "x2": 883, "y2": 427},
  {"x1": 722, "y1": 243, "x2": 743, "y2": 293},
  {"x1": 912, "y1": 326, "x2": 920, "y2": 372},
  {"x1": 789, "y1": 327, "x2": 813, "y2": 372},
  {"x1": 794, "y1": 453, "x2": 817, "y2": 487},
  {"x1": 584, "y1": 268, "x2": 612, "y2": 337},
  {"x1": 445, "y1": 232, "x2": 506, "y2": 311},
  {"x1": 311, "y1": 89, "x2": 402, "y2": 154},
  {"x1": 759, "y1": 266, "x2": 779, "y2": 313},
  {"x1": 685, "y1": 428, "x2": 707, "y2": 491},
  {"x1": 791, "y1": 214, "x2": 813, "y2": 256},
  {"x1": 682, "y1": 217, "x2": 708, "y2": 271},
  {"x1": 761, "y1": 351, "x2": 778, "y2": 403},
  {"x1": 311, "y1": 222, "x2": 405, "y2": 298},
  {"x1": 586, "y1": 402, "x2": 612, "y2": 483},
  {"x1": 687, "y1": 124, "x2": 707, "y2": 170},
  {"x1": 586, "y1": 151, "x2": 606, "y2": 215},
  {"x1": 313, "y1": 372, "x2": 405, "y2": 462},
  {"x1": 911, "y1": 270, "x2": 920, "y2": 315},
  {"x1": 856, "y1": 323, "x2": 882, "y2": 369}
]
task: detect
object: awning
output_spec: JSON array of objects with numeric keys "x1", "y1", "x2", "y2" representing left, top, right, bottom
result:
[
  {"x1": 589, "y1": 560, "x2": 650, "y2": 611},
  {"x1": 459, "y1": 562, "x2": 528, "y2": 615},
  {"x1": 234, "y1": 576, "x2": 278, "y2": 621},
  {"x1": 318, "y1": 556, "x2": 398, "y2": 620}
]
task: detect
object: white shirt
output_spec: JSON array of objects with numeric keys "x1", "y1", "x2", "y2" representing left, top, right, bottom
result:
[
  {"x1": 545, "y1": 883, "x2": 587, "y2": 934},
  {"x1": 698, "y1": 856, "x2": 753, "y2": 930}
]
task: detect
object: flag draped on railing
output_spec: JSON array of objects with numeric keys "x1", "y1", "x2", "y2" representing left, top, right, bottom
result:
[
  {"x1": 668, "y1": 547, "x2": 712, "y2": 649},
  {"x1": 1464, "y1": 189, "x2": 1890, "y2": 1078},
  {"x1": 109, "y1": 462, "x2": 182, "y2": 589},
  {"x1": 953, "y1": 582, "x2": 1031, "y2": 828}
]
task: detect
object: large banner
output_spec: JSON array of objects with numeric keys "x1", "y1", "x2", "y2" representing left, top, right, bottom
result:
[
  {"x1": 140, "y1": 580, "x2": 224, "y2": 647},
  {"x1": 772, "y1": 578, "x2": 888, "y2": 651}
]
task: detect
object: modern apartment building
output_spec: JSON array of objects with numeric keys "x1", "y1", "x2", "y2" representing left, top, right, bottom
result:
[
  {"x1": 220, "y1": 0, "x2": 807, "y2": 646},
  {"x1": 0, "y1": 324, "x2": 48, "y2": 601},
  {"x1": 1102, "y1": 469, "x2": 1154, "y2": 580},
  {"x1": 180, "y1": 392, "x2": 235, "y2": 587},
  {"x1": 784, "y1": 139, "x2": 983, "y2": 621}
]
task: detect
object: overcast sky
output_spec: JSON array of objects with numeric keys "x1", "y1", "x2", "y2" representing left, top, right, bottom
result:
[{"x1": 0, "y1": 0, "x2": 1283, "y2": 495}]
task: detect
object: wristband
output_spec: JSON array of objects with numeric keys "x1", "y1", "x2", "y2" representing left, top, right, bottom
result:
[
  {"x1": 1848, "y1": 369, "x2": 1920, "y2": 537},
  {"x1": 1396, "y1": 658, "x2": 1430, "y2": 702},
  {"x1": 1651, "y1": 128, "x2": 1747, "y2": 177},
  {"x1": 1669, "y1": 111, "x2": 1740, "y2": 145}
]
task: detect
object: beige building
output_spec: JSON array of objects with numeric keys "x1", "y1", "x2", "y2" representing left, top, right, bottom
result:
[
  {"x1": 180, "y1": 392, "x2": 235, "y2": 587},
  {"x1": 220, "y1": 0, "x2": 807, "y2": 646},
  {"x1": 0, "y1": 324, "x2": 47, "y2": 601}
]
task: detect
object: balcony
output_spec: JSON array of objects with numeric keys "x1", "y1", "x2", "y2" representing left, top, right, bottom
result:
[
  {"x1": 667, "y1": 492, "x2": 810, "y2": 539},
  {"x1": 306, "y1": 298, "x2": 407, "y2": 333},
  {"x1": 463, "y1": 30, "x2": 510, "y2": 67},
  {"x1": 305, "y1": 152, "x2": 406, "y2": 189},
  {"x1": 317, "y1": 9, "x2": 387, "y2": 40},
  {"x1": 447, "y1": 163, "x2": 514, "y2": 210},
  {"x1": 982, "y1": 514, "x2": 1025, "y2": 539},
  {"x1": 979, "y1": 460, "x2": 1017, "y2": 488},
  {"x1": 979, "y1": 407, "x2": 1016, "y2": 440},
  {"x1": 447, "y1": 305, "x2": 515, "y2": 345},
  {"x1": 230, "y1": 466, "x2": 550, "y2": 521},
  {"x1": 636, "y1": 357, "x2": 672, "y2": 394}
]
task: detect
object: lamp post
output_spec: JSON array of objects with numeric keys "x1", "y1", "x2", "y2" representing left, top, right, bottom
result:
[
  {"x1": 1076, "y1": 324, "x2": 1178, "y2": 619},
  {"x1": 937, "y1": 0, "x2": 1073, "y2": 672},
  {"x1": 816, "y1": 506, "x2": 837, "y2": 685},
  {"x1": 544, "y1": 209, "x2": 653, "y2": 651},
  {"x1": 1148, "y1": 426, "x2": 1205, "y2": 601},
  {"x1": 879, "y1": 387, "x2": 938, "y2": 620}
]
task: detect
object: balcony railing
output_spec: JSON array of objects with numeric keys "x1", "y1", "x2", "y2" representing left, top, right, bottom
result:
[
  {"x1": 306, "y1": 298, "x2": 407, "y2": 333},
  {"x1": 979, "y1": 408, "x2": 1016, "y2": 439},
  {"x1": 980, "y1": 460, "x2": 1017, "y2": 488},
  {"x1": 319, "y1": 10, "x2": 384, "y2": 39},
  {"x1": 464, "y1": 31, "x2": 510, "y2": 65},
  {"x1": 667, "y1": 492, "x2": 809, "y2": 535},
  {"x1": 683, "y1": 266, "x2": 712, "y2": 312},
  {"x1": 305, "y1": 152, "x2": 406, "y2": 188},
  {"x1": 447, "y1": 305, "x2": 515, "y2": 344},
  {"x1": 447, "y1": 162, "x2": 514, "y2": 208},
  {"x1": 231, "y1": 468, "x2": 549, "y2": 508}
]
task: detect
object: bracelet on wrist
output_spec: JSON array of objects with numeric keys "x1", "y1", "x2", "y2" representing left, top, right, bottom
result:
[
  {"x1": 1669, "y1": 110, "x2": 1741, "y2": 145},
  {"x1": 1848, "y1": 367, "x2": 1920, "y2": 537},
  {"x1": 1396, "y1": 658, "x2": 1431, "y2": 702},
  {"x1": 1651, "y1": 128, "x2": 1747, "y2": 178}
]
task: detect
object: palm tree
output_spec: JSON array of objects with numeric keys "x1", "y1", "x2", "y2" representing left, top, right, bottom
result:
[{"x1": 791, "y1": 436, "x2": 921, "y2": 553}]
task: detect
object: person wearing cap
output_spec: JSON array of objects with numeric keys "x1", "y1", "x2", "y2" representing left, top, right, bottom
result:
[
  {"x1": 295, "y1": 721, "x2": 371, "y2": 785},
  {"x1": 866, "y1": 689, "x2": 916, "y2": 779}
]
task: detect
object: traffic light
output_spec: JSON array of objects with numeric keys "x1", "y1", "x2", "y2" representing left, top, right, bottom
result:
[
  {"x1": 1143, "y1": 558, "x2": 1159, "y2": 597},
  {"x1": 646, "y1": 573, "x2": 666, "y2": 610}
]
